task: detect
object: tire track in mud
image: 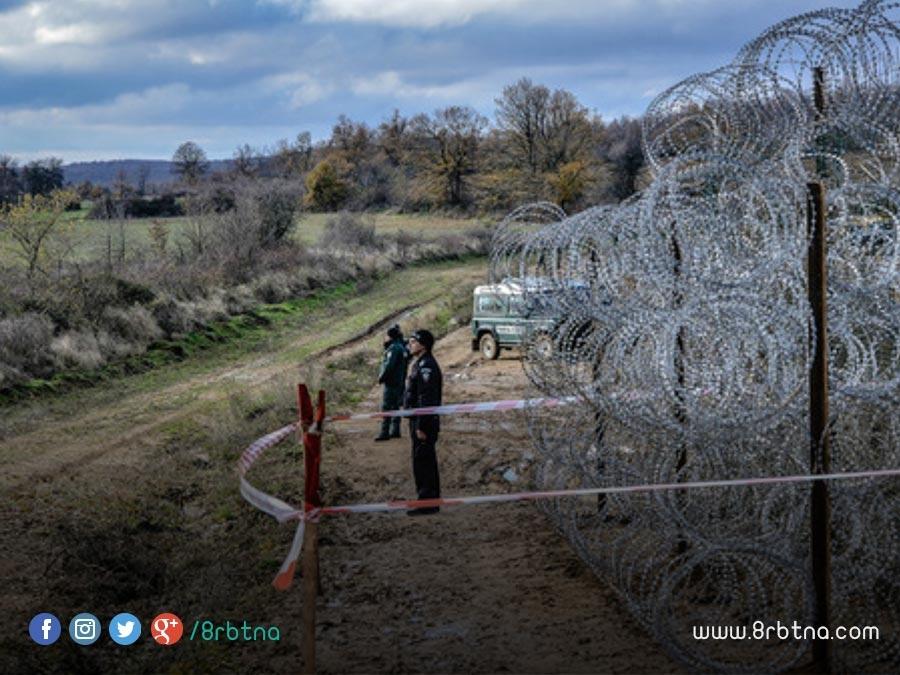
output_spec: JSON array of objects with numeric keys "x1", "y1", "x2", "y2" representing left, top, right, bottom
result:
[
  {"x1": 316, "y1": 297, "x2": 437, "y2": 361},
  {"x1": 0, "y1": 297, "x2": 439, "y2": 492}
]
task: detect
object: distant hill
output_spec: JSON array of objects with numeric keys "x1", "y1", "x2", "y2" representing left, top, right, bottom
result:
[{"x1": 63, "y1": 159, "x2": 232, "y2": 188}]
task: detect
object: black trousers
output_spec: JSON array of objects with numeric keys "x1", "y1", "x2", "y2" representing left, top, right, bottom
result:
[{"x1": 409, "y1": 421, "x2": 440, "y2": 500}]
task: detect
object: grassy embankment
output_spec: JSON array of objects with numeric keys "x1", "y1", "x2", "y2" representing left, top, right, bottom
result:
[{"x1": 0, "y1": 209, "x2": 488, "y2": 403}]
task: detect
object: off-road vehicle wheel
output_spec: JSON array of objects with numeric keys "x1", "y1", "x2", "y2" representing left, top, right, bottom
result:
[{"x1": 480, "y1": 332, "x2": 500, "y2": 360}]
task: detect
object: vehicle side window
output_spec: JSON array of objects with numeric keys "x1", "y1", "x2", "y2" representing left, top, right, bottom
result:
[
  {"x1": 477, "y1": 294, "x2": 506, "y2": 315},
  {"x1": 508, "y1": 296, "x2": 525, "y2": 316}
]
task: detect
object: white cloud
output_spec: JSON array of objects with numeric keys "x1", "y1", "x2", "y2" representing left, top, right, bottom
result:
[
  {"x1": 306, "y1": 0, "x2": 524, "y2": 28},
  {"x1": 0, "y1": 0, "x2": 189, "y2": 70},
  {"x1": 350, "y1": 70, "x2": 494, "y2": 102},
  {"x1": 260, "y1": 71, "x2": 335, "y2": 108},
  {"x1": 0, "y1": 2, "x2": 133, "y2": 69},
  {"x1": 34, "y1": 22, "x2": 109, "y2": 46},
  {"x1": 266, "y1": 0, "x2": 724, "y2": 28}
]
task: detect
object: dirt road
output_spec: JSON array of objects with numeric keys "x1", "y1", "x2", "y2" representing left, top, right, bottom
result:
[
  {"x1": 1, "y1": 261, "x2": 680, "y2": 673},
  {"x1": 308, "y1": 328, "x2": 681, "y2": 673}
]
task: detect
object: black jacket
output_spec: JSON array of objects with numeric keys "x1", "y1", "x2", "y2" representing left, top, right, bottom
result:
[{"x1": 404, "y1": 351, "x2": 442, "y2": 435}]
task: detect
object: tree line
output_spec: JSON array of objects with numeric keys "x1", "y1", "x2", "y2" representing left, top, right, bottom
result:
[
  {"x1": 168, "y1": 78, "x2": 647, "y2": 215},
  {"x1": 1, "y1": 78, "x2": 647, "y2": 217},
  {"x1": 0, "y1": 157, "x2": 66, "y2": 203}
]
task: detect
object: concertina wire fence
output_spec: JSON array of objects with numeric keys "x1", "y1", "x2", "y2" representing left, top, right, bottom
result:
[{"x1": 490, "y1": 1, "x2": 900, "y2": 671}]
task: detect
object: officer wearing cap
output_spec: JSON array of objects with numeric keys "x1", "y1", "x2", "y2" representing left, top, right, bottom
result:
[
  {"x1": 375, "y1": 324, "x2": 409, "y2": 441},
  {"x1": 404, "y1": 329, "x2": 442, "y2": 515}
]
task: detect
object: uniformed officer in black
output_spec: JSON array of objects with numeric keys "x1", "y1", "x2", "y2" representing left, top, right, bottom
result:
[{"x1": 404, "y1": 329, "x2": 442, "y2": 516}]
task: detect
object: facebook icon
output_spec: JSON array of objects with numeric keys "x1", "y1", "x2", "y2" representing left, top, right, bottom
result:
[{"x1": 29, "y1": 613, "x2": 62, "y2": 645}]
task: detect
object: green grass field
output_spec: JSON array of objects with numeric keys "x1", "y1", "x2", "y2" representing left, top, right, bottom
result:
[
  {"x1": 0, "y1": 208, "x2": 488, "y2": 268},
  {"x1": 296, "y1": 211, "x2": 487, "y2": 244}
]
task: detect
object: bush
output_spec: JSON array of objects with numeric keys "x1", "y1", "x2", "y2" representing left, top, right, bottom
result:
[
  {"x1": 202, "y1": 185, "x2": 237, "y2": 213},
  {"x1": 208, "y1": 181, "x2": 303, "y2": 284},
  {"x1": 0, "y1": 312, "x2": 56, "y2": 383},
  {"x1": 50, "y1": 330, "x2": 105, "y2": 370},
  {"x1": 150, "y1": 295, "x2": 200, "y2": 337},
  {"x1": 251, "y1": 272, "x2": 296, "y2": 304},
  {"x1": 101, "y1": 305, "x2": 162, "y2": 344},
  {"x1": 115, "y1": 278, "x2": 156, "y2": 305},
  {"x1": 186, "y1": 293, "x2": 229, "y2": 325},
  {"x1": 319, "y1": 211, "x2": 379, "y2": 250},
  {"x1": 256, "y1": 182, "x2": 300, "y2": 246},
  {"x1": 304, "y1": 159, "x2": 349, "y2": 211},
  {"x1": 223, "y1": 286, "x2": 257, "y2": 315}
]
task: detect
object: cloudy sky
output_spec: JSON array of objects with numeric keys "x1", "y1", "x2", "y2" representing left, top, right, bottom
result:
[{"x1": 0, "y1": 0, "x2": 862, "y2": 163}]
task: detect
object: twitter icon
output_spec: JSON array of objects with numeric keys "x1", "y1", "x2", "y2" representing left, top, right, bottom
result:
[{"x1": 109, "y1": 613, "x2": 142, "y2": 645}]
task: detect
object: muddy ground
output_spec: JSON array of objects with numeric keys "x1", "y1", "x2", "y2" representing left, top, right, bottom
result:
[{"x1": 0, "y1": 269, "x2": 682, "y2": 673}]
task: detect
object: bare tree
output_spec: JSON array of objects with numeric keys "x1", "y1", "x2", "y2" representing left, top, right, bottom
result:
[
  {"x1": 330, "y1": 115, "x2": 372, "y2": 170},
  {"x1": 272, "y1": 132, "x2": 312, "y2": 177},
  {"x1": 172, "y1": 141, "x2": 209, "y2": 185},
  {"x1": 378, "y1": 109, "x2": 409, "y2": 167},
  {"x1": 495, "y1": 78, "x2": 598, "y2": 174},
  {"x1": 411, "y1": 106, "x2": 487, "y2": 207},
  {"x1": 1, "y1": 190, "x2": 75, "y2": 291},
  {"x1": 233, "y1": 143, "x2": 260, "y2": 178},
  {"x1": 543, "y1": 89, "x2": 596, "y2": 171},
  {"x1": 495, "y1": 78, "x2": 550, "y2": 175}
]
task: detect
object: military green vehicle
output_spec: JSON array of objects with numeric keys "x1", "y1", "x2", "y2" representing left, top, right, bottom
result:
[{"x1": 470, "y1": 278, "x2": 558, "y2": 359}]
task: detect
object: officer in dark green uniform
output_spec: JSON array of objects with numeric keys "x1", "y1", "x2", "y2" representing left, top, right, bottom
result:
[{"x1": 375, "y1": 324, "x2": 409, "y2": 441}]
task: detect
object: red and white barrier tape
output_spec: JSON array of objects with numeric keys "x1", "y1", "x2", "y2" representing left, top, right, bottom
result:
[
  {"x1": 325, "y1": 395, "x2": 578, "y2": 422},
  {"x1": 237, "y1": 397, "x2": 900, "y2": 590},
  {"x1": 315, "y1": 467, "x2": 900, "y2": 515}
]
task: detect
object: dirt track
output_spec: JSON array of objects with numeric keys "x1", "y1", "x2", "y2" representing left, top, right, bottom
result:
[
  {"x1": 311, "y1": 327, "x2": 681, "y2": 673},
  {"x1": 0, "y1": 265, "x2": 681, "y2": 673}
]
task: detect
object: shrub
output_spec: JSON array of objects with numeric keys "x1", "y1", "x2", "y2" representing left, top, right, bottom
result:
[
  {"x1": 115, "y1": 278, "x2": 156, "y2": 305},
  {"x1": 319, "y1": 211, "x2": 378, "y2": 250},
  {"x1": 223, "y1": 286, "x2": 257, "y2": 315},
  {"x1": 251, "y1": 272, "x2": 295, "y2": 304},
  {"x1": 100, "y1": 305, "x2": 162, "y2": 344},
  {"x1": 255, "y1": 182, "x2": 300, "y2": 246},
  {"x1": 202, "y1": 185, "x2": 237, "y2": 213},
  {"x1": 208, "y1": 182, "x2": 302, "y2": 284},
  {"x1": 50, "y1": 330, "x2": 105, "y2": 370},
  {"x1": 127, "y1": 194, "x2": 183, "y2": 218},
  {"x1": 150, "y1": 295, "x2": 200, "y2": 337},
  {"x1": 385, "y1": 229, "x2": 424, "y2": 264},
  {"x1": 0, "y1": 312, "x2": 56, "y2": 382},
  {"x1": 187, "y1": 293, "x2": 229, "y2": 325},
  {"x1": 304, "y1": 159, "x2": 349, "y2": 211}
]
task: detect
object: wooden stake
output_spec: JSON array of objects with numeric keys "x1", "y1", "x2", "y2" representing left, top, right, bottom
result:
[
  {"x1": 297, "y1": 385, "x2": 325, "y2": 675},
  {"x1": 808, "y1": 181, "x2": 832, "y2": 675},
  {"x1": 301, "y1": 519, "x2": 319, "y2": 675},
  {"x1": 808, "y1": 66, "x2": 832, "y2": 675}
]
